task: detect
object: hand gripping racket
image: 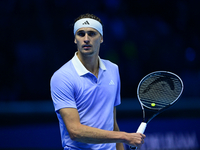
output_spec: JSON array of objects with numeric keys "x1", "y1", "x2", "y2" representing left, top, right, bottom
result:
[{"x1": 130, "y1": 71, "x2": 184, "y2": 149}]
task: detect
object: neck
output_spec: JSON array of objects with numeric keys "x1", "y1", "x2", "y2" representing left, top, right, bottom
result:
[{"x1": 77, "y1": 52, "x2": 99, "y2": 77}]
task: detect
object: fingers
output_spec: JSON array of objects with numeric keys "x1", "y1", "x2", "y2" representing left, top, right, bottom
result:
[
  {"x1": 141, "y1": 133, "x2": 146, "y2": 139},
  {"x1": 140, "y1": 133, "x2": 146, "y2": 142},
  {"x1": 140, "y1": 133, "x2": 146, "y2": 144},
  {"x1": 137, "y1": 133, "x2": 145, "y2": 140},
  {"x1": 126, "y1": 132, "x2": 146, "y2": 148},
  {"x1": 134, "y1": 133, "x2": 146, "y2": 147}
]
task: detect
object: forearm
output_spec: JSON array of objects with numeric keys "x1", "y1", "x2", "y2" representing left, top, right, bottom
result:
[
  {"x1": 114, "y1": 119, "x2": 124, "y2": 150},
  {"x1": 70, "y1": 123, "x2": 127, "y2": 144},
  {"x1": 60, "y1": 108, "x2": 145, "y2": 147}
]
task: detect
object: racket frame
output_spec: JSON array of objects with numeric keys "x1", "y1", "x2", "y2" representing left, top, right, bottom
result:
[
  {"x1": 137, "y1": 71, "x2": 184, "y2": 123},
  {"x1": 130, "y1": 71, "x2": 184, "y2": 150}
]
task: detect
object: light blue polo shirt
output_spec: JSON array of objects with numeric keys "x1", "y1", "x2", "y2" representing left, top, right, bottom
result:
[{"x1": 50, "y1": 53, "x2": 121, "y2": 150}]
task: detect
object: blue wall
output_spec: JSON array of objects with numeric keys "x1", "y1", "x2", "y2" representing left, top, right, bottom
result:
[
  {"x1": 0, "y1": 100, "x2": 199, "y2": 150},
  {"x1": 0, "y1": 118, "x2": 199, "y2": 150}
]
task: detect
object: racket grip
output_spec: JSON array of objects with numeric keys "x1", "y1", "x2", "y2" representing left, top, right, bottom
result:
[
  {"x1": 130, "y1": 122, "x2": 147, "y2": 150},
  {"x1": 136, "y1": 122, "x2": 147, "y2": 134}
]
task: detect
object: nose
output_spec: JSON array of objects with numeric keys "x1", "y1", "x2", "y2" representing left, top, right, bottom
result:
[{"x1": 84, "y1": 34, "x2": 90, "y2": 44}]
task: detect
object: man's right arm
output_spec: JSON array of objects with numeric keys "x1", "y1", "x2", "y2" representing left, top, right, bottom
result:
[{"x1": 59, "y1": 108, "x2": 145, "y2": 147}]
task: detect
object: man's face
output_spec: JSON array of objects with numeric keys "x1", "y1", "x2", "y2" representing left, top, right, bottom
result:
[{"x1": 74, "y1": 27, "x2": 103, "y2": 56}]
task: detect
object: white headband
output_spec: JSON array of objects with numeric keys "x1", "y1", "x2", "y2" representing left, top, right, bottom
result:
[{"x1": 74, "y1": 18, "x2": 103, "y2": 36}]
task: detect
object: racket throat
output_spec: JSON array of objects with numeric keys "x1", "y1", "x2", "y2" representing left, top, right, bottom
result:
[{"x1": 143, "y1": 109, "x2": 159, "y2": 124}]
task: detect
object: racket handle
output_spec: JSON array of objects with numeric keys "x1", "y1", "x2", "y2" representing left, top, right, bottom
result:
[
  {"x1": 136, "y1": 122, "x2": 147, "y2": 134},
  {"x1": 130, "y1": 122, "x2": 147, "y2": 150}
]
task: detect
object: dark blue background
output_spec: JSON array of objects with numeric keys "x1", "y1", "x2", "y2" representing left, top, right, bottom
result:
[
  {"x1": 0, "y1": 0, "x2": 200, "y2": 149},
  {"x1": 1, "y1": 0, "x2": 200, "y2": 100},
  {"x1": 0, "y1": 117, "x2": 199, "y2": 149}
]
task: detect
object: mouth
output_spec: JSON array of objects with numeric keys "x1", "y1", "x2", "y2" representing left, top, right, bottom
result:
[{"x1": 82, "y1": 45, "x2": 92, "y2": 50}]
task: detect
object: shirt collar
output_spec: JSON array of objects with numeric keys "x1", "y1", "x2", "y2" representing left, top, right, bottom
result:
[{"x1": 72, "y1": 52, "x2": 106, "y2": 76}]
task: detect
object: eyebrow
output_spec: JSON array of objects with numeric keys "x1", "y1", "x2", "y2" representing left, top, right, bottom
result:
[{"x1": 77, "y1": 30, "x2": 97, "y2": 33}]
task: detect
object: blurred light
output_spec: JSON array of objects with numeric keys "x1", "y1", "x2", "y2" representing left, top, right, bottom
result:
[
  {"x1": 111, "y1": 19, "x2": 125, "y2": 40},
  {"x1": 141, "y1": 132, "x2": 199, "y2": 150},
  {"x1": 155, "y1": 19, "x2": 170, "y2": 35},
  {"x1": 104, "y1": 0, "x2": 121, "y2": 9},
  {"x1": 185, "y1": 47, "x2": 196, "y2": 62},
  {"x1": 123, "y1": 41, "x2": 137, "y2": 59}
]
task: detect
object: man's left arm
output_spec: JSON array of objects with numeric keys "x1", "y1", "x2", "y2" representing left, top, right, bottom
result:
[{"x1": 114, "y1": 107, "x2": 125, "y2": 150}]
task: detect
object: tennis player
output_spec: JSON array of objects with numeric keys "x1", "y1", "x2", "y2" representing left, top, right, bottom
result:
[{"x1": 50, "y1": 13, "x2": 145, "y2": 150}]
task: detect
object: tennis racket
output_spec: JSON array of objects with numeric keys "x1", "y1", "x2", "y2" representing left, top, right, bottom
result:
[{"x1": 130, "y1": 71, "x2": 184, "y2": 149}]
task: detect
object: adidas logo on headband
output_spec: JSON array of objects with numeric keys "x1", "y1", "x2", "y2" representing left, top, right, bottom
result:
[
  {"x1": 74, "y1": 18, "x2": 103, "y2": 36},
  {"x1": 83, "y1": 21, "x2": 90, "y2": 25}
]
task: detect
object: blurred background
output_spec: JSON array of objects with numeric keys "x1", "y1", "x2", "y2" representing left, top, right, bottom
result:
[{"x1": 0, "y1": 0, "x2": 200, "y2": 149}]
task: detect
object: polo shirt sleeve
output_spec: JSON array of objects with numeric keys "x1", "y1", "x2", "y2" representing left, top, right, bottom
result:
[{"x1": 50, "y1": 71, "x2": 77, "y2": 112}]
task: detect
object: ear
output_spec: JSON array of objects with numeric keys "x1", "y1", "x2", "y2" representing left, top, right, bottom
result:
[
  {"x1": 100, "y1": 36, "x2": 103, "y2": 43},
  {"x1": 74, "y1": 38, "x2": 77, "y2": 44}
]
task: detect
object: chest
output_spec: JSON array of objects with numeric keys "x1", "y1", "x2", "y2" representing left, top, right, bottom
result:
[{"x1": 74, "y1": 70, "x2": 118, "y2": 110}]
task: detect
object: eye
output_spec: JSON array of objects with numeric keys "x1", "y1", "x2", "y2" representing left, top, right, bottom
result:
[
  {"x1": 77, "y1": 31, "x2": 85, "y2": 37},
  {"x1": 88, "y1": 31, "x2": 97, "y2": 37}
]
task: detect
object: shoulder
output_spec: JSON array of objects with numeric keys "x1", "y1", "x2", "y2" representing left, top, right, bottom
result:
[
  {"x1": 101, "y1": 59, "x2": 119, "y2": 69},
  {"x1": 50, "y1": 60, "x2": 78, "y2": 87},
  {"x1": 101, "y1": 59, "x2": 119, "y2": 73}
]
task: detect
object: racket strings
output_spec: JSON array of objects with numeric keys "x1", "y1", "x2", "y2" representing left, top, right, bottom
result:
[{"x1": 138, "y1": 74, "x2": 183, "y2": 110}]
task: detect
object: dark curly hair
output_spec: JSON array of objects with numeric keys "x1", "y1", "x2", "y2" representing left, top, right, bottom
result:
[{"x1": 74, "y1": 13, "x2": 103, "y2": 25}]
